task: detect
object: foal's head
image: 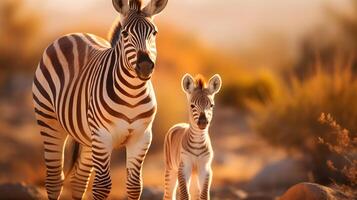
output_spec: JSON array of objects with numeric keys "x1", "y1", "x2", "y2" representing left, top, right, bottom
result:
[{"x1": 182, "y1": 74, "x2": 222, "y2": 130}]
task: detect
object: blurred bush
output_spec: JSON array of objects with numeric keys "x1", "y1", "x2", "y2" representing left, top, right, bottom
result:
[
  {"x1": 219, "y1": 73, "x2": 276, "y2": 112},
  {"x1": 253, "y1": 66, "x2": 357, "y2": 183}
]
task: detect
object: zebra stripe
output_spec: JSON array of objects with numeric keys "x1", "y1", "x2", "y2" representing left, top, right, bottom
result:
[
  {"x1": 32, "y1": 0, "x2": 168, "y2": 199},
  {"x1": 163, "y1": 74, "x2": 221, "y2": 200}
]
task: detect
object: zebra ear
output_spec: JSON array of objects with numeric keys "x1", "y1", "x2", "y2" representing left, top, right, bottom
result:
[
  {"x1": 208, "y1": 74, "x2": 222, "y2": 95},
  {"x1": 113, "y1": 0, "x2": 129, "y2": 15},
  {"x1": 142, "y1": 0, "x2": 168, "y2": 17},
  {"x1": 182, "y1": 73, "x2": 195, "y2": 94}
]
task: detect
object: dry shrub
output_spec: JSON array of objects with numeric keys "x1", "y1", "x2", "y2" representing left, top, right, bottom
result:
[
  {"x1": 318, "y1": 113, "x2": 357, "y2": 197},
  {"x1": 253, "y1": 66, "x2": 357, "y2": 183}
]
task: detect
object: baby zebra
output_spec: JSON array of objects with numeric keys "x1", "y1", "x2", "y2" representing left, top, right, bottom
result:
[{"x1": 163, "y1": 74, "x2": 222, "y2": 200}]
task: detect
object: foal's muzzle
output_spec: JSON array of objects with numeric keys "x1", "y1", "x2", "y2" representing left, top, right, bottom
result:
[{"x1": 197, "y1": 113, "x2": 208, "y2": 130}]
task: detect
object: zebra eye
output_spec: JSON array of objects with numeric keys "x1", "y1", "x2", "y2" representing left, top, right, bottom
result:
[
  {"x1": 153, "y1": 30, "x2": 158, "y2": 36},
  {"x1": 190, "y1": 104, "x2": 195, "y2": 109},
  {"x1": 210, "y1": 104, "x2": 214, "y2": 108},
  {"x1": 122, "y1": 30, "x2": 129, "y2": 38}
]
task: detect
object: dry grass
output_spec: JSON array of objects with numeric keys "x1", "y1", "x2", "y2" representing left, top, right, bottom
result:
[{"x1": 318, "y1": 113, "x2": 357, "y2": 198}]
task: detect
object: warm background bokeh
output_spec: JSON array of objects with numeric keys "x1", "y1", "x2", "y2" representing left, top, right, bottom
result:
[{"x1": 0, "y1": 0, "x2": 356, "y2": 199}]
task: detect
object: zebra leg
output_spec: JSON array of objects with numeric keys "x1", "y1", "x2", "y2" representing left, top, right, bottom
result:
[
  {"x1": 178, "y1": 161, "x2": 192, "y2": 200},
  {"x1": 91, "y1": 130, "x2": 113, "y2": 200},
  {"x1": 197, "y1": 165, "x2": 212, "y2": 200},
  {"x1": 163, "y1": 169, "x2": 178, "y2": 200},
  {"x1": 36, "y1": 117, "x2": 68, "y2": 200},
  {"x1": 125, "y1": 129, "x2": 152, "y2": 200},
  {"x1": 43, "y1": 136, "x2": 68, "y2": 200},
  {"x1": 70, "y1": 145, "x2": 93, "y2": 200}
]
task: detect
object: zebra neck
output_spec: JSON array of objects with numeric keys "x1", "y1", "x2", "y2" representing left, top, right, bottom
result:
[{"x1": 187, "y1": 126, "x2": 209, "y2": 143}]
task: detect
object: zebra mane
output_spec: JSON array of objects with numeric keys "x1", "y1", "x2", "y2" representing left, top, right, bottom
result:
[
  {"x1": 108, "y1": 18, "x2": 122, "y2": 47},
  {"x1": 194, "y1": 74, "x2": 206, "y2": 90},
  {"x1": 108, "y1": 0, "x2": 143, "y2": 47}
]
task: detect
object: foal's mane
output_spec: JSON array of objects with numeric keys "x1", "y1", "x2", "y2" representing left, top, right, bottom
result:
[{"x1": 195, "y1": 74, "x2": 206, "y2": 90}]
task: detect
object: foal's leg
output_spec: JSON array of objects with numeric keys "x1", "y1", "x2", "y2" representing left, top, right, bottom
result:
[
  {"x1": 178, "y1": 161, "x2": 192, "y2": 200},
  {"x1": 197, "y1": 164, "x2": 212, "y2": 200},
  {"x1": 163, "y1": 168, "x2": 178, "y2": 200}
]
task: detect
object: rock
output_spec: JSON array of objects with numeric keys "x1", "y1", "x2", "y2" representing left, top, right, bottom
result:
[
  {"x1": 0, "y1": 182, "x2": 43, "y2": 200},
  {"x1": 279, "y1": 182, "x2": 349, "y2": 200},
  {"x1": 141, "y1": 186, "x2": 163, "y2": 200},
  {"x1": 247, "y1": 158, "x2": 308, "y2": 191}
]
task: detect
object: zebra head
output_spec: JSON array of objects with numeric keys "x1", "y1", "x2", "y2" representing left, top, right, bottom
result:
[
  {"x1": 182, "y1": 74, "x2": 222, "y2": 130},
  {"x1": 112, "y1": 0, "x2": 168, "y2": 80}
]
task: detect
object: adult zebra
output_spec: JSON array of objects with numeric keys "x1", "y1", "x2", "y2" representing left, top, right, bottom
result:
[{"x1": 32, "y1": 0, "x2": 168, "y2": 199}]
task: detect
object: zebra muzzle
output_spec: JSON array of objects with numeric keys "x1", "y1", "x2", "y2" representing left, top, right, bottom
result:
[
  {"x1": 137, "y1": 61, "x2": 154, "y2": 79},
  {"x1": 136, "y1": 51, "x2": 154, "y2": 80}
]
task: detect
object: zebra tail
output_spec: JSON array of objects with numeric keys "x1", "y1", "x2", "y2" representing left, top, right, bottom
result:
[{"x1": 63, "y1": 136, "x2": 81, "y2": 177}]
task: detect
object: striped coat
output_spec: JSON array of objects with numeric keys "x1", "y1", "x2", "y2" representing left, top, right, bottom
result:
[
  {"x1": 32, "y1": 0, "x2": 168, "y2": 199},
  {"x1": 163, "y1": 74, "x2": 222, "y2": 200}
]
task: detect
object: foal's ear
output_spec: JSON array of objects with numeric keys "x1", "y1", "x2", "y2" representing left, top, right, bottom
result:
[
  {"x1": 208, "y1": 74, "x2": 222, "y2": 95},
  {"x1": 182, "y1": 73, "x2": 195, "y2": 94},
  {"x1": 112, "y1": 0, "x2": 129, "y2": 15},
  {"x1": 142, "y1": 0, "x2": 168, "y2": 17}
]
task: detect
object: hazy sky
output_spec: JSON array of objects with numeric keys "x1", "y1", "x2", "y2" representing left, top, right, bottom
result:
[{"x1": 38, "y1": 0, "x2": 351, "y2": 49}]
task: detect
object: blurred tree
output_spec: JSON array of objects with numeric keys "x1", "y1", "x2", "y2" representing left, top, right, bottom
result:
[
  {"x1": 289, "y1": 0, "x2": 357, "y2": 80},
  {"x1": 0, "y1": 0, "x2": 43, "y2": 97}
]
